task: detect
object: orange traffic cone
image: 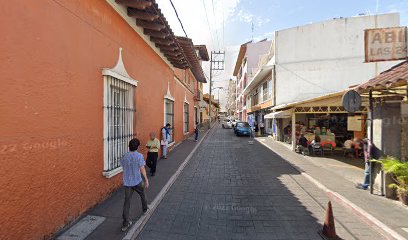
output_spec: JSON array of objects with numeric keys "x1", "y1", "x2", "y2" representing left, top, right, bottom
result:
[{"x1": 320, "y1": 201, "x2": 339, "y2": 239}]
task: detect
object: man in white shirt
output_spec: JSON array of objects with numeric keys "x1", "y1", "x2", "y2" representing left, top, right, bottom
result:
[
  {"x1": 259, "y1": 121, "x2": 265, "y2": 136},
  {"x1": 344, "y1": 139, "x2": 353, "y2": 149}
]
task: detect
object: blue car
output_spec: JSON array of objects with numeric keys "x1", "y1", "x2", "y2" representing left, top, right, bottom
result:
[{"x1": 234, "y1": 122, "x2": 252, "y2": 136}]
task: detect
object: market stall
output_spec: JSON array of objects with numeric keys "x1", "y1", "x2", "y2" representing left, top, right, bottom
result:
[{"x1": 272, "y1": 92, "x2": 368, "y2": 151}]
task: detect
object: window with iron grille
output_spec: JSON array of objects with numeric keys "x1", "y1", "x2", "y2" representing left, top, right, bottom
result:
[
  {"x1": 103, "y1": 76, "x2": 136, "y2": 174},
  {"x1": 184, "y1": 103, "x2": 189, "y2": 133},
  {"x1": 164, "y1": 99, "x2": 174, "y2": 143}
]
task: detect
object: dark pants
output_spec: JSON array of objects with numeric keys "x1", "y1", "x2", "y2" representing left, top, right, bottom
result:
[
  {"x1": 147, "y1": 152, "x2": 158, "y2": 174},
  {"x1": 363, "y1": 162, "x2": 370, "y2": 188},
  {"x1": 194, "y1": 130, "x2": 198, "y2": 141},
  {"x1": 260, "y1": 127, "x2": 265, "y2": 135},
  {"x1": 123, "y1": 182, "x2": 147, "y2": 226}
]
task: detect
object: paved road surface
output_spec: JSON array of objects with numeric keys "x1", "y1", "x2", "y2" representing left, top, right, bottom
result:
[{"x1": 137, "y1": 125, "x2": 383, "y2": 240}]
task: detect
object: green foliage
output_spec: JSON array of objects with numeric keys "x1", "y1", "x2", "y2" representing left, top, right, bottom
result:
[{"x1": 373, "y1": 156, "x2": 408, "y2": 195}]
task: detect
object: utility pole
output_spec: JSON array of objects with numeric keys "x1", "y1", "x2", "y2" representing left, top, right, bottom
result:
[{"x1": 208, "y1": 51, "x2": 225, "y2": 129}]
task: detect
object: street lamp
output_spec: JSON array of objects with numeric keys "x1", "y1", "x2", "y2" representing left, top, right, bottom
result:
[{"x1": 211, "y1": 86, "x2": 226, "y2": 105}]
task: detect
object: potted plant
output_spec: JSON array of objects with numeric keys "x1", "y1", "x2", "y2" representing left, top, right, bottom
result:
[{"x1": 372, "y1": 157, "x2": 408, "y2": 205}]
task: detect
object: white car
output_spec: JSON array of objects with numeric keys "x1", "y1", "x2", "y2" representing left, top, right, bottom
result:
[
  {"x1": 222, "y1": 119, "x2": 233, "y2": 128},
  {"x1": 231, "y1": 119, "x2": 237, "y2": 128}
]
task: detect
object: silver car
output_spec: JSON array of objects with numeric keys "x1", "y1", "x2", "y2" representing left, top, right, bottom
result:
[{"x1": 222, "y1": 119, "x2": 233, "y2": 129}]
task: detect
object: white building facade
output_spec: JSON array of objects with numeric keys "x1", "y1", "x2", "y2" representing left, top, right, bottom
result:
[
  {"x1": 233, "y1": 40, "x2": 272, "y2": 121},
  {"x1": 274, "y1": 13, "x2": 401, "y2": 107}
]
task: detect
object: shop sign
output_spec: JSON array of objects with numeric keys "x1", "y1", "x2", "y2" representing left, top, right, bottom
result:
[
  {"x1": 342, "y1": 90, "x2": 361, "y2": 113},
  {"x1": 365, "y1": 27, "x2": 407, "y2": 62}
]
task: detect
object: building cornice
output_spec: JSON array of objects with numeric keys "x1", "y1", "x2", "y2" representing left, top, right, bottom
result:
[{"x1": 105, "y1": 0, "x2": 175, "y2": 70}]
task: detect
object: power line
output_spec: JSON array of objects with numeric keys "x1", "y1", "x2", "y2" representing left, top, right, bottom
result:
[
  {"x1": 169, "y1": 0, "x2": 188, "y2": 37},
  {"x1": 210, "y1": 0, "x2": 221, "y2": 49},
  {"x1": 221, "y1": 0, "x2": 225, "y2": 49},
  {"x1": 202, "y1": 0, "x2": 215, "y2": 48},
  {"x1": 277, "y1": 64, "x2": 331, "y2": 92}
]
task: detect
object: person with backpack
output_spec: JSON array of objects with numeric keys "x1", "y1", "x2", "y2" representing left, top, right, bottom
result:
[{"x1": 161, "y1": 123, "x2": 171, "y2": 159}]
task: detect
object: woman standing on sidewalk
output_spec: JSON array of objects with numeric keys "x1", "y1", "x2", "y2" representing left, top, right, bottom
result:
[{"x1": 146, "y1": 132, "x2": 160, "y2": 176}]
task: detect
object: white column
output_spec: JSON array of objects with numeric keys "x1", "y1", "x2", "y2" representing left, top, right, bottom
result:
[{"x1": 291, "y1": 110, "x2": 296, "y2": 151}]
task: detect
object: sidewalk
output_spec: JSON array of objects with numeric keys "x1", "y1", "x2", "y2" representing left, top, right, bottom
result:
[
  {"x1": 56, "y1": 124, "x2": 213, "y2": 240},
  {"x1": 257, "y1": 137, "x2": 408, "y2": 239}
]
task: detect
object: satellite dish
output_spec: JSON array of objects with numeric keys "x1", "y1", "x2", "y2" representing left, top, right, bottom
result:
[{"x1": 342, "y1": 90, "x2": 361, "y2": 113}]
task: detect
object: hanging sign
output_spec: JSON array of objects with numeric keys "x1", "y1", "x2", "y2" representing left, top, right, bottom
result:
[
  {"x1": 342, "y1": 90, "x2": 361, "y2": 113},
  {"x1": 364, "y1": 27, "x2": 407, "y2": 62}
]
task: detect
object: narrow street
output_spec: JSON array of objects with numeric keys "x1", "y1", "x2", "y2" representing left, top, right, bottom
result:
[
  {"x1": 137, "y1": 125, "x2": 382, "y2": 240},
  {"x1": 3, "y1": 2, "x2": 408, "y2": 239}
]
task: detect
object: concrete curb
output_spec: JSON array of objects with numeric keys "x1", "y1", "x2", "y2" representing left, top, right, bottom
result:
[
  {"x1": 256, "y1": 138, "x2": 407, "y2": 240},
  {"x1": 122, "y1": 124, "x2": 216, "y2": 240}
]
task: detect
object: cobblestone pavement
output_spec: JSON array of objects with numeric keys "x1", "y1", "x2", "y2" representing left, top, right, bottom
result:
[
  {"x1": 57, "y1": 126, "x2": 211, "y2": 240},
  {"x1": 137, "y1": 126, "x2": 383, "y2": 240}
]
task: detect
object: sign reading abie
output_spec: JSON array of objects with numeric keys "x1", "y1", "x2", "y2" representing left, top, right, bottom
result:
[{"x1": 365, "y1": 27, "x2": 407, "y2": 62}]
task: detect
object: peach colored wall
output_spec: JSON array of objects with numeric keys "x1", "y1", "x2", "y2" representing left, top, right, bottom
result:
[
  {"x1": 174, "y1": 68, "x2": 196, "y2": 94},
  {"x1": 0, "y1": 0, "x2": 195, "y2": 239}
]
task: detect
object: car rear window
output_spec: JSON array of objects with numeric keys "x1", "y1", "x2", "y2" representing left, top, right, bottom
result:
[{"x1": 237, "y1": 122, "x2": 250, "y2": 127}]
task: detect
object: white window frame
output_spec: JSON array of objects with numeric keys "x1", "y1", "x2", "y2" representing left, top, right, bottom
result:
[
  {"x1": 164, "y1": 82, "x2": 175, "y2": 145},
  {"x1": 262, "y1": 81, "x2": 268, "y2": 102},
  {"x1": 184, "y1": 102, "x2": 189, "y2": 134},
  {"x1": 102, "y1": 48, "x2": 138, "y2": 178},
  {"x1": 164, "y1": 99, "x2": 175, "y2": 144},
  {"x1": 268, "y1": 79, "x2": 273, "y2": 100},
  {"x1": 183, "y1": 93, "x2": 190, "y2": 134}
]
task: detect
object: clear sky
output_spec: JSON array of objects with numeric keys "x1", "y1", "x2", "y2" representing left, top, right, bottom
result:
[{"x1": 157, "y1": 0, "x2": 408, "y2": 110}]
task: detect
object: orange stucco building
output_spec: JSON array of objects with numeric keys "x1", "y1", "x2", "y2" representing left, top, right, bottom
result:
[{"x1": 0, "y1": 0, "x2": 208, "y2": 239}]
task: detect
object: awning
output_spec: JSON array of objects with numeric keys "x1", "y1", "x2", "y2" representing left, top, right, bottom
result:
[
  {"x1": 355, "y1": 60, "x2": 408, "y2": 92},
  {"x1": 272, "y1": 91, "x2": 346, "y2": 111},
  {"x1": 264, "y1": 109, "x2": 293, "y2": 119},
  {"x1": 354, "y1": 60, "x2": 408, "y2": 99}
]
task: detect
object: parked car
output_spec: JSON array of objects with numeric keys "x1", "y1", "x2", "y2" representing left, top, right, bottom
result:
[
  {"x1": 231, "y1": 119, "x2": 237, "y2": 128},
  {"x1": 222, "y1": 119, "x2": 232, "y2": 128},
  {"x1": 234, "y1": 122, "x2": 252, "y2": 136}
]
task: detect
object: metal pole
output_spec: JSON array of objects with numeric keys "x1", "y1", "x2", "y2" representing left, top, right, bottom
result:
[
  {"x1": 208, "y1": 51, "x2": 213, "y2": 129},
  {"x1": 218, "y1": 88, "x2": 220, "y2": 105},
  {"x1": 369, "y1": 90, "x2": 375, "y2": 194}
]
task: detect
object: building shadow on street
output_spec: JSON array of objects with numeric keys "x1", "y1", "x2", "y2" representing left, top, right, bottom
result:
[{"x1": 137, "y1": 127, "x2": 334, "y2": 240}]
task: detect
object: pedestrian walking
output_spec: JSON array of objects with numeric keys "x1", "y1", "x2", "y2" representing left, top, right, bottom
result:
[
  {"x1": 259, "y1": 121, "x2": 265, "y2": 135},
  {"x1": 356, "y1": 138, "x2": 372, "y2": 190},
  {"x1": 194, "y1": 122, "x2": 199, "y2": 142},
  {"x1": 146, "y1": 132, "x2": 160, "y2": 176},
  {"x1": 161, "y1": 123, "x2": 171, "y2": 159},
  {"x1": 356, "y1": 139, "x2": 384, "y2": 190},
  {"x1": 121, "y1": 138, "x2": 149, "y2": 232}
]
